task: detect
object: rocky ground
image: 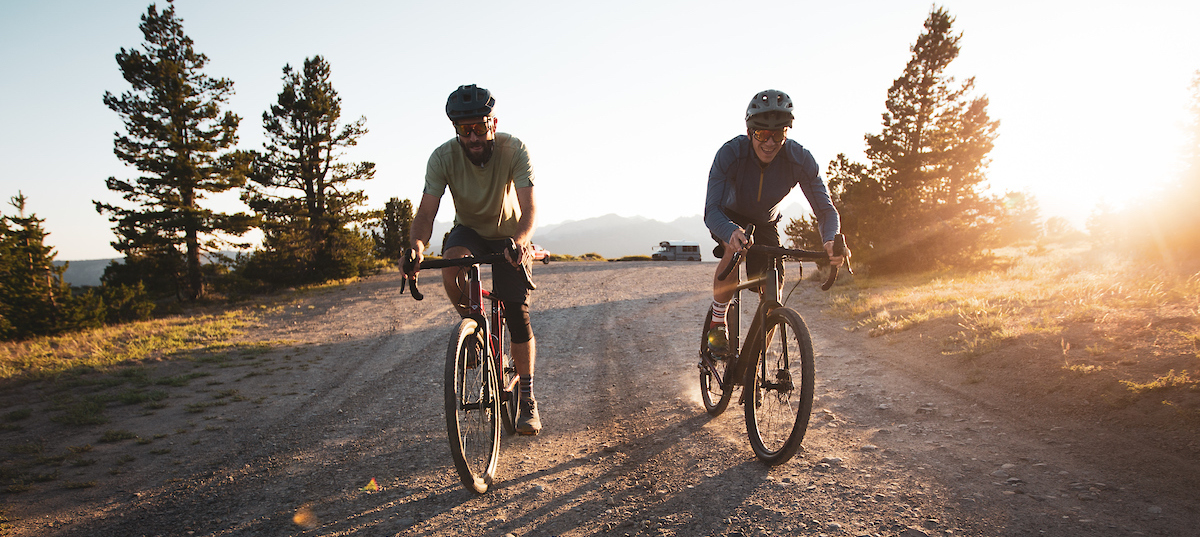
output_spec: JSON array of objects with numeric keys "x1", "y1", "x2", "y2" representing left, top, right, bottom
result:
[{"x1": 2, "y1": 261, "x2": 1199, "y2": 536}]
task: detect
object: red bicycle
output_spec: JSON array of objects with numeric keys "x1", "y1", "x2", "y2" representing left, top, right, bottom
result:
[{"x1": 407, "y1": 243, "x2": 533, "y2": 493}]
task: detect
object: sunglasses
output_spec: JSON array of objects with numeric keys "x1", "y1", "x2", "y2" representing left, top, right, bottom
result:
[
  {"x1": 454, "y1": 121, "x2": 492, "y2": 137},
  {"x1": 751, "y1": 128, "x2": 788, "y2": 143}
]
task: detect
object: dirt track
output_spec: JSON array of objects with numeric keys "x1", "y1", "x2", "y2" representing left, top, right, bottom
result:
[{"x1": 3, "y1": 261, "x2": 1199, "y2": 536}]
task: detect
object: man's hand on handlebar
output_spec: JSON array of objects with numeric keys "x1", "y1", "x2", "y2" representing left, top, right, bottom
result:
[
  {"x1": 823, "y1": 240, "x2": 849, "y2": 268},
  {"x1": 403, "y1": 246, "x2": 423, "y2": 280},
  {"x1": 504, "y1": 239, "x2": 532, "y2": 267},
  {"x1": 729, "y1": 228, "x2": 753, "y2": 253}
]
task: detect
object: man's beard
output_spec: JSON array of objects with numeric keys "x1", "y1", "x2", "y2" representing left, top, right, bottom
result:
[{"x1": 460, "y1": 138, "x2": 494, "y2": 167}]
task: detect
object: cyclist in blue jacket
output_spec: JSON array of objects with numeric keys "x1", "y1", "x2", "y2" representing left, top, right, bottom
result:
[{"x1": 704, "y1": 89, "x2": 846, "y2": 351}]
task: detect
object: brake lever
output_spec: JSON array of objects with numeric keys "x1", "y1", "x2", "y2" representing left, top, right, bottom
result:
[
  {"x1": 717, "y1": 224, "x2": 755, "y2": 281},
  {"x1": 403, "y1": 248, "x2": 424, "y2": 301},
  {"x1": 820, "y1": 234, "x2": 850, "y2": 291},
  {"x1": 507, "y1": 240, "x2": 537, "y2": 291}
]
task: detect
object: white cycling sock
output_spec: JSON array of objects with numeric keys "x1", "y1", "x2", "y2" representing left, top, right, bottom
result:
[{"x1": 710, "y1": 299, "x2": 729, "y2": 328}]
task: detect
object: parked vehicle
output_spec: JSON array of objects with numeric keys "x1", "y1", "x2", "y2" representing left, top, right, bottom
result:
[
  {"x1": 531, "y1": 244, "x2": 551, "y2": 264},
  {"x1": 651, "y1": 240, "x2": 701, "y2": 261}
]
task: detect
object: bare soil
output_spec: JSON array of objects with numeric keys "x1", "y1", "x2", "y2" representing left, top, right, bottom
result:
[{"x1": 2, "y1": 261, "x2": 1199, "y2": 536}]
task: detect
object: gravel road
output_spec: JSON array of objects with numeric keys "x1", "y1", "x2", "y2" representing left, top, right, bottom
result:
[{"x1": 4, "y1": 261, "x2": 1199, "y2": 536}]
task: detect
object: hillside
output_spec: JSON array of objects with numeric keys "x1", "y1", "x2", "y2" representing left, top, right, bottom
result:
[
  {"x1": 55, "y1": 258, "x2": 115, "y2": 288},
  {"x1": 525, "y1": 202, "x2": 815, "y2": 260}
]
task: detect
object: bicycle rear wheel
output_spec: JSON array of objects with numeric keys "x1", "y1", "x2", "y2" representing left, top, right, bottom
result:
[
  {"x1": 445, "y1": 318, "x2": 500, "y2": 493},
  {"x1": 744, "y1": 307, "x2": 815, "y2": 465},
  {"x1": 699, "y1": 306, "x2": 734, "y2": 416}
]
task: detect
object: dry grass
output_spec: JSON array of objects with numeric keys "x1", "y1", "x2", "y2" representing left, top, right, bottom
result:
[
  {"x1": 0, "y1": 309, "x2": 262, "y2": 381},
  {"x1": 829, "y1": 242, "x2": 1200, "y2": 384}
]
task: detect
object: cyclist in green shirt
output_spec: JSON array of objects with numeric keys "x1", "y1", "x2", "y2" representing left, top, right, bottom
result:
[{"x1": 407, "y1": 84, "x2": 542, "y2": 435}]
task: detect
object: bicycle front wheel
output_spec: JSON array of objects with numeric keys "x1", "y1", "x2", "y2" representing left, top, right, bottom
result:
[
  {"x1": 744, "y1": 307, "x2": 815, "y2": 465},
  {"x1": 445, "y1": 318, "x2": 500, "y2": 493},
  {"x1": 699, "y1": 306, "x2": 734, "y2": 416}
]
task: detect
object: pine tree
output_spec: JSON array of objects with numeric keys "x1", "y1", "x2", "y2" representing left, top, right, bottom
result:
[
  {"x1": 243, "y1": 56, "x2": 377, "y2": 285},
  {"x1": 995, "y1": 191, "x2": 1043, "y2": 245},
  {"x1": 95, "y1": 1, "x2": 252, "y2": 301},
  {"x1": 373, "y1": 197, "x2": 413, "y2": 261},
  {"x1": 831, "y1": 7, "x2": 1001, "y2": 272},
  {"x1": 0, "y1": 193, "x2": 87, "y2": 340}
]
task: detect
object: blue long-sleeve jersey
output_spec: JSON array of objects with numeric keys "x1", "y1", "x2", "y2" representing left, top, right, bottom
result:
[{"x1": 703, "y1": 135, "x2": 840, "y2": 245}]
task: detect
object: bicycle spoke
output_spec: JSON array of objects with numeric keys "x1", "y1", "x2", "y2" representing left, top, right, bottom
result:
[
  {"x1": 745, "y1": 308, "x2": 815, "y2": 465},
  {"x1": 699, "y1": 306, "x2": 734, "y2": 415},
  {"x1": 445, "y1": 319, "x2": 500, "y2": 493}
]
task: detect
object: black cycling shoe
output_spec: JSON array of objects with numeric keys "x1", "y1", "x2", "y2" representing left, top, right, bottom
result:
[{"x1": 516, "y1": 396, "x2": 542, "y2": 435}]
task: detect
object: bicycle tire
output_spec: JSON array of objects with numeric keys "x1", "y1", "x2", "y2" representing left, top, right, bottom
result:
[
  {"x1": 699, "y1": 306, "x2": 734, "y2": 416},
  {"x1": 743, "y1": 307, "x2": 815, "y2": 465},
  {"x1": 499, "y1": 329, "x2": 519, "y2": 435},
  {"x1": 444, "y1": 318, "x2": 500, "y2": 493}
]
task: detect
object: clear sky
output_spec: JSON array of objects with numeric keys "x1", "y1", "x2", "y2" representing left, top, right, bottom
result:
[{"x1": 2, "y1": 0, "x2": 1197, "y2": 261}]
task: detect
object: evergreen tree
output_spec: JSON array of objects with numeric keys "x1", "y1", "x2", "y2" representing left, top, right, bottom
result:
[
  {"x1": 243, "y1": 56, "x2": 377, "y2": 285},
  {"x1": 995, "y1": 190, "x2": 1043, "y2": 245},
  {"x1": 831, "y1": 7, "x2": 1001, "y2": 272},
  {"x1": 373, "y1": 197, "x2": 413, "y2": 261},
  {"x1": 0, "y1": 194, "x2": 98, "y2": 340},
  {"x1": 95, "y1": 1, "x2": 252, "y2": 301}
]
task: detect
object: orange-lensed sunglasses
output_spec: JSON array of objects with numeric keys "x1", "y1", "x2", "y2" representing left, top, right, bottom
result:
[
  {"x1": 454, "y1": 121, "x2": 492, "y2": 137},
  {"x1": 751, "y1": 128, "x2": 788, "y2": 143}
]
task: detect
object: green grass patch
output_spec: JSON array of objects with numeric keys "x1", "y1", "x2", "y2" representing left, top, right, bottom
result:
[
  {"x1": 98, "y1": 429, "x2": 138, "y2": 443},
  {"x1": 115, "y1": 389, "x2": 169, "y2": 405},
  {"x1": 49, "y1": 398, "x2": 108, "y2": 426},
  {"x1": 63, "y1": 480, "x2": 96, "y2": 489},
  {"x1": 154, "y1": 372, "x2": 211, "y2": 387},
  {"x1": 6, "y1": 443, "x2": 43, "y2": 456},
  {"x1": 3, "y1": 409, "x2": 31, "y2": 422}
]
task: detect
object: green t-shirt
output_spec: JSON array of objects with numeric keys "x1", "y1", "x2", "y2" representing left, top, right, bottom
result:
[{"x1": 423, "y1": 132, "x2": 535, "y2": 240}]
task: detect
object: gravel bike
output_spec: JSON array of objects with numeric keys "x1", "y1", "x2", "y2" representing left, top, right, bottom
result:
[
  {"x1": 698, "y1": 227, "x2": 850, "y2": 464},
  {"x1": 406, "y1": 244, "x2": 534, "y2": 493}
]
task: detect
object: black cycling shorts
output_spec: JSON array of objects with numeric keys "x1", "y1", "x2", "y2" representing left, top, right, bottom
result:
[
  {"x1": 710, "y1": 210, "x2": 783, "y2": 283},
  {"x1": 443, "y1": 225, "x2": 534, "y2": 343}
]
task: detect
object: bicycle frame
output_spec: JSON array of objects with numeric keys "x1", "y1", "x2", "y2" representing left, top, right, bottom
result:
[
  {"x1": 461, "y1": 265, "x2": 520, "y2": 399},
  {"x1": 703, "y1": 258, "x2": 786, "y2": 393}
]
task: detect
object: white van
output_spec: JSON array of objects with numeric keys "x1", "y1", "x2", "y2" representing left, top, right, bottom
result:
[{"x1": 651, "y1": 240, "x2": 701, "y2": 261}]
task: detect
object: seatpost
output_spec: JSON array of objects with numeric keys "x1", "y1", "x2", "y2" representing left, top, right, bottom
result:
[
  {"x1": 467, "y1": 265, "x2": 484, "y2": 316},
  {"x1": 764, "y1": 260, "x2": 781, "y2": 307}
]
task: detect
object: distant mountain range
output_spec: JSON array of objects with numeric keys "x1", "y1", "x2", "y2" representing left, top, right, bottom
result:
[
  {"x1": 55, "y1": 258, "x2": 116, "y2": 288},
  {"x1": 58, "y1": 204, "x2": 814, "y2": 286},
  {"x1": 533, "y1": 214, "x2": 711, "y2": 259}
]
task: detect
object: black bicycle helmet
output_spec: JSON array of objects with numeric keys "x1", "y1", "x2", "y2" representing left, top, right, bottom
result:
[
  {"x1": 445, "y1": 84, "x2": 496, "y2": 120},
  {"x1": 745, "y1": 89, "x2": 794, "y2": 130}
]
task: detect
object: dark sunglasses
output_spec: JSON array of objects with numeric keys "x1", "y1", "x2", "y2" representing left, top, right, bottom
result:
[
  {"x1": 454, "y1": 121, "x2": 491, "y2": 137},
  {"x1": 751, "y1": 128, "x2": 788, "y2": 143}
]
